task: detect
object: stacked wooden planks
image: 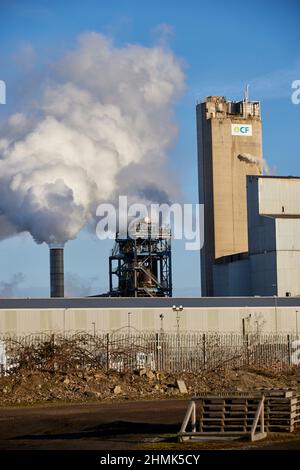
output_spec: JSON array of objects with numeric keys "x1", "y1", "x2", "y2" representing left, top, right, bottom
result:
[{"x1": 257, "y1": 388, "x2": 300, "y2": 433}]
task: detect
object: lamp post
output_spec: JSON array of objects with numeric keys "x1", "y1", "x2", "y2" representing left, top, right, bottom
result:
[
  {"x1": 172, "y1": 305, "x2": 183, "y2": 335},
  {"x1": 127, "y1": 311, "x2": 132, "y2": 335},
  {"x1": 296, "y1": 310, "x2": 299, "y2": 338},
  {"x1": 159, "y1": 313, "x2": 164, "y2": 334},
  {"x1": 172, "y1": 305, "x2": 183, "y2": 369}
]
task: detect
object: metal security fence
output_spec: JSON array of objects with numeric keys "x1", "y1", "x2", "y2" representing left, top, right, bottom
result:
[{"x1": 0, "y1": 332, "x2": 299, "y2": 374}]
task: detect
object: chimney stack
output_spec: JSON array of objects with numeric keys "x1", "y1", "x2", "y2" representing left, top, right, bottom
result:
[{"x1": 50, "y1": 247, "x2": 64, "y2": 297}]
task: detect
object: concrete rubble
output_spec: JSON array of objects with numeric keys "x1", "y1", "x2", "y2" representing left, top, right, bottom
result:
[{"x1": 0, "y1": 366, "x2": 300, "y2": 407}]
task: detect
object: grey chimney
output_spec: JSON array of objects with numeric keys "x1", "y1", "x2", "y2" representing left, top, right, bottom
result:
[{"x1": 50, "y1": 247, "x2": 64, "y2": 297}]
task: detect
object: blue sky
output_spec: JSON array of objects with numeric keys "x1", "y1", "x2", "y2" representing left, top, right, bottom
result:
[{"x1": 0, "y1": 0, "x2": 299, "y2": 297}]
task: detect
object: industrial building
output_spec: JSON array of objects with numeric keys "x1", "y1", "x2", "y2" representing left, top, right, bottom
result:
[
  {"x1": 1, "y1": 93, "x2": 300, "y2": 336},
  {"x1": 197, "y1": 94, "x2": 300, "y2": 298},
  {"x1": 214, "y1": 175, "x2": 300, "y2": 297},
  {"x1": 197, "y1": 94, "x2": 263, "y2": 296}
]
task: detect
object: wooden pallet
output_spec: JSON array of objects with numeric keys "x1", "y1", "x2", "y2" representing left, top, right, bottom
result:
[
  {"x1": 178, "y1": 389, "x2": 300, "y2": 442},
  {"x1": 178, "y1": 395, "x2": 267, "y2": 442},
  {"x1": 257, "y1": 388, "x2": 300, "y2": 433}
]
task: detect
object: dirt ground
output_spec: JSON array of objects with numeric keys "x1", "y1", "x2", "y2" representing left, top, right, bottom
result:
[
  {"x1": 0, "y1": 399, "x2": 300, "y2": 451},
  {"x1": 1, "y1": 367, "x2": 300, "y2": 451}
]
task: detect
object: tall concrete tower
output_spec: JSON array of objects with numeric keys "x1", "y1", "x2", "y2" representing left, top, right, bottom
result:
[{"x1": 197, "y1": 95, "x2": 263, "y2": 296}]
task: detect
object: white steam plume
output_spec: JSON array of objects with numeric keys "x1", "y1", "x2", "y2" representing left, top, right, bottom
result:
[
  {"x1": 237, "y1": 153, "x2": 272, "y2": 175},
  {"x1": 0, "y1": 272, "x2": 25, "y2": 297},
  {"x1": 65, "y1": 272, "x2": 98, "y2": 297},
  {"x1": 0, "y1": 33, "x2": 185, "y2": 245}
]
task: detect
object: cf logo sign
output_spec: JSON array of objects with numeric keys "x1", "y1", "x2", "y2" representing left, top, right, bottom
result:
[
  {"x1": 0, "y1": 80, "x2": 6, "y2": 105},
  {"x1": 232, "y1": 123, "x2": 252, "y2": 136},
  {"x1": 234, "y1": 125, "x2": 250, "y2": 134}
]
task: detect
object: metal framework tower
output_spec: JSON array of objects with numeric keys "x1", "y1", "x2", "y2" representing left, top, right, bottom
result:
[{"x1": 109, "y1": 220, "x2": 172, "y2": 297}]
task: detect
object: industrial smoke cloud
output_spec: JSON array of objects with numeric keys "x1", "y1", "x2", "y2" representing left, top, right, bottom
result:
[{"x1": 0, "y1": 33, "x2": 184, "y2": 245}]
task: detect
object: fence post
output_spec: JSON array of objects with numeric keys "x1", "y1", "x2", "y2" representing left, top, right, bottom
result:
[
  {"x1": 50, "y1": 333, "x2": 55, "y2": 372},
  {"x1": 287, "y1": 334, "x2": 291, "y2": 368},
  {"x1": 246, "y1": 334, "x2": 249, "y2": 367},
  {"x1": 106, "y1": 333, "x2": 110, "y2": 371},
  {"x1": 202, "y1": 333, "x2": 206, "y2": 369},
  {"x1": 155, "y1": 333, "x2": 160, "y2": 371}
]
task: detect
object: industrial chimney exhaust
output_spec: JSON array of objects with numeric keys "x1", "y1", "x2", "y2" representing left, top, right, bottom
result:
[{"x1": 50, "y1": 247, "x2": 64, "y2": 297}]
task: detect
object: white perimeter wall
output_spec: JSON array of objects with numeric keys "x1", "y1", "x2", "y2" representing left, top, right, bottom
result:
[{"x1": 0, "y1": 307, "x2": 299, "y2": 335}]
